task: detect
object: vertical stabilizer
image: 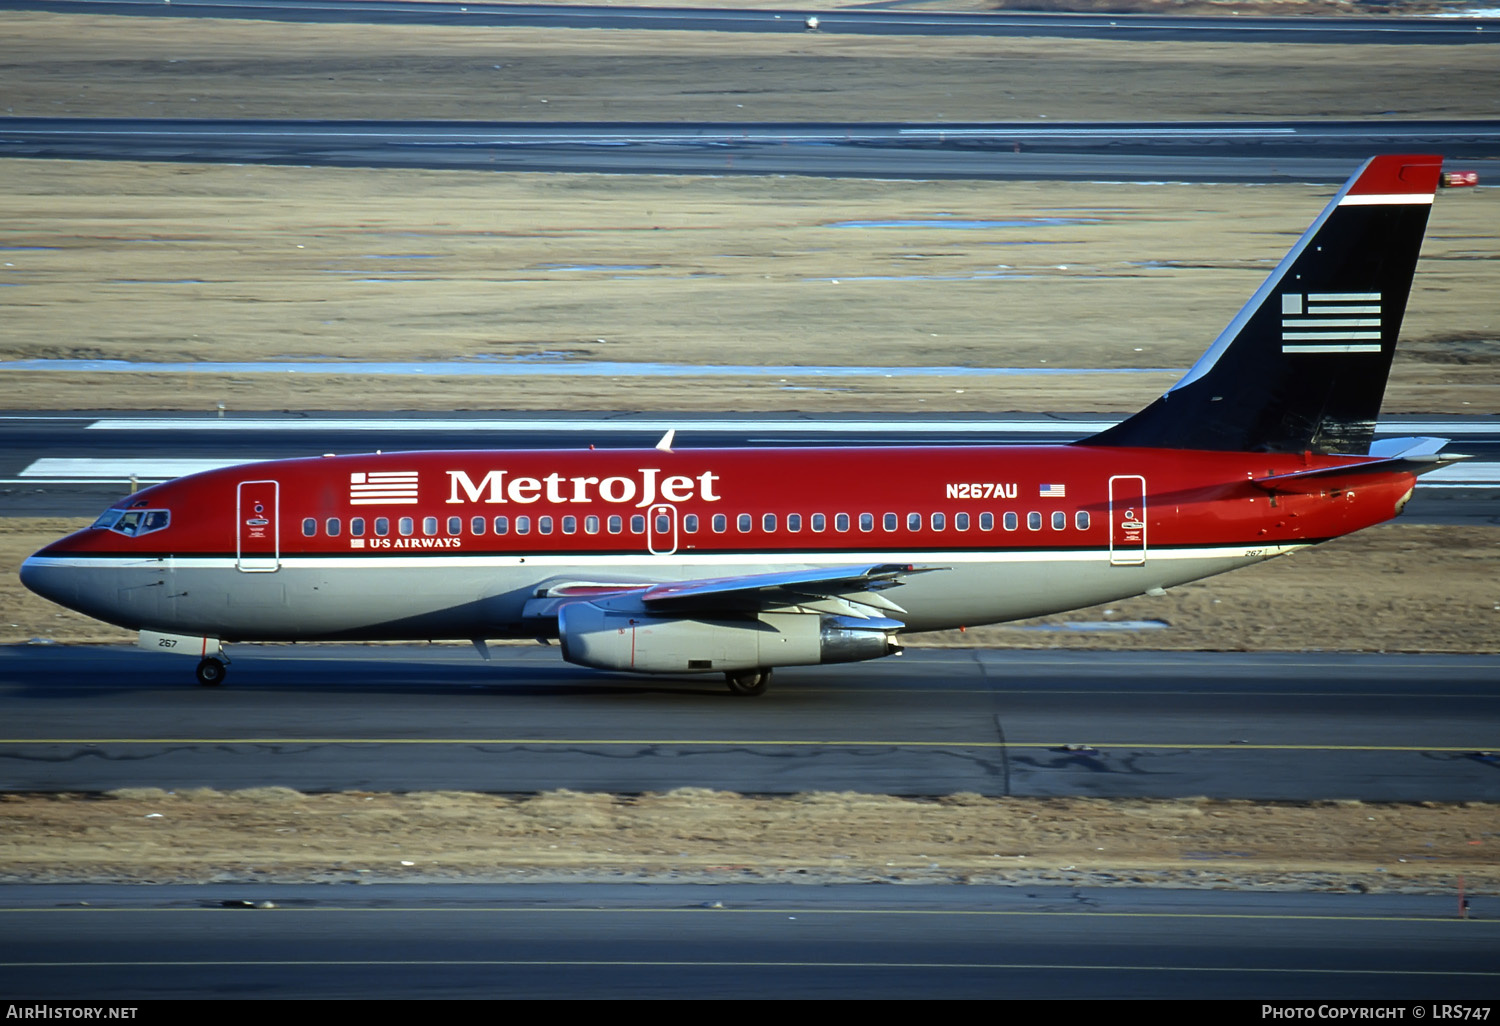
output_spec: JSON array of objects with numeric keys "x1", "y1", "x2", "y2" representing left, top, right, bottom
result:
[{"x1": 1087, "y1": 155, "x2": 1442, "y2": 454}]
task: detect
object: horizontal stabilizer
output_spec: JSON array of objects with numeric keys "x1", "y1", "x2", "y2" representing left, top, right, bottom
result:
[{"x1": 1252, "y1": 437, "x2": 1468, "y2": 493}]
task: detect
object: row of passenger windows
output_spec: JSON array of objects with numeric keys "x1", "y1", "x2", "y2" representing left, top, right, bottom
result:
[{"x1": 301, "y1": 510, "x2": 1091, "y2": 538}]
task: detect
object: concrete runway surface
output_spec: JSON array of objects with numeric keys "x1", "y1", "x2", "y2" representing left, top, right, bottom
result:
[
  {"x1": 3, "y1": 644, "x2": 1497, "y2": 800},
  {"x1": 2, "y1": 883, "x2": 1496, "y2": 999}
]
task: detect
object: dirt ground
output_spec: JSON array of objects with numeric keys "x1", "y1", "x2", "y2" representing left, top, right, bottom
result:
[
  {"x1": 3, "y1": 13, "x2": 1497, "y2": 414},
  {"x1": 338, "y1": 0, "x2": 1482, "y2": 13},
  {"x1": 1, "y1": 160, "x2": 1496, "y2": 414},
  {"x1": 6, "y1": 12, "x2": 1499, "y2": 123},
  {"x1": 0, "y1": 788, "x2": 1494, "y2": 894}
]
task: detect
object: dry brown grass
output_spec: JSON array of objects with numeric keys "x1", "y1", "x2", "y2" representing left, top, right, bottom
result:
[
  {"x1": 3, "y1": 12, "x2": 1497, "y2": 413},
  {"x1": 4, "y1": 12, "x2": 1499, "y2": 123},
  {"x1": 1, "y1": 788, "x2": 1494, "y2": 891},
  {"x1": 2, "y1": 160, "x2": 1496, "y2": 413}
]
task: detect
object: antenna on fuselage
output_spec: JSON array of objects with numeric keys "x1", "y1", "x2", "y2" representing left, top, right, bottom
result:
[{"x1": 655, "y1": 429, "x2": 676, "y2": 453}]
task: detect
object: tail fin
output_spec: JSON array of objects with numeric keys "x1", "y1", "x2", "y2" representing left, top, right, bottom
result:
[{"x1": 1086, "y1": 154, "x2": 1442, "y2": 455}]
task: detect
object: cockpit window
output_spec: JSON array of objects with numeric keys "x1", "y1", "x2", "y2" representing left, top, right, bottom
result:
[{"x1": 92, "y1": 508, "x2": 171, "y2": 537}]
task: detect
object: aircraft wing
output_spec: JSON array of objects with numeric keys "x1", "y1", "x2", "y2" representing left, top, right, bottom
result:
[
  {"x1": 521, "y1": 563, "x2": 939, "y2": 624},
  {"x1": 641, "y1": 562, "x2": 938, "y2": 616}
]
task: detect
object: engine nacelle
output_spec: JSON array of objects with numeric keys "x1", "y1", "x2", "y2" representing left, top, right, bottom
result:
[{"x1": 557, "y1": 603, "x2": 901, "y2": 674}]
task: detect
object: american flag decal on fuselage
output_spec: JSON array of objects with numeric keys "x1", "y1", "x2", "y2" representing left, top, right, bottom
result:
[
  {"x1": 349, "y1": 471, "x2": 419, "y2": 505},
  {"x1": 1280, "y1": 292, "x2": 1383, "y2": 354}
]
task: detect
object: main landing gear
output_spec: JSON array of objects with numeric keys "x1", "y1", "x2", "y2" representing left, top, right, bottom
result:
[
  {"x1": 725, "y1": 667, "x2": 771, "y2": 697},
  {"x1": 195, "y1": 657, "x2": 228, "y2": 687}
]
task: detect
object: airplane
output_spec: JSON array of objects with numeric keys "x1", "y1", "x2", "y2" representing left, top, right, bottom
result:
[{"x1": 20, "y1": 154, "x2": 1468, "y2": 696}]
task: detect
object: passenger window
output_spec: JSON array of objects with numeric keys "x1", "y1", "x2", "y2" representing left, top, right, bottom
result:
[
  {"x1": 655, "y1": 513, "x2": 670, "y2": 534},
  {"x1": 955, "y1": 512, "x2": 969, "y2": 531},
  {"x1": 932, "y1": 512, "x2": 946, "y2": 531},
  {"x1": 835, "y1": 513, "x2": 850, "y2": 532},
  {"x1": 762, "y1": 513, "x2": 776, "y2": 533},
  {"x1": 515, "y1": 516, "x2": 531, "y2": 535},
  {"x1": 1076, "y1": 511, "x2": 1090, "y2": 530},
  {"x1": 787, "y1": 514, "x2": 801, "y2": 533},
  {"x1": 493, "y1": 516, "x2": 509, "y2": 535},
  {"x1": 1052, "y1": 511, "x2": 1066, "y2": 530},
  {"x1": 1003, "y1": 512, "x2": 1018, "y2": 531},
  {"x1": 883, "y1": 513, "x2": 897, "y2": 532},
  {"x1": 683, "y1": 514, "x2": 698, "y2": 533},
  {"x1": 470, "y1": 516, "x2": 486, "y2": 536},
  {"x1": 859, "y1": 513, "x2": 874, "y2": 532},
  {"x1": 375, "y1": 517, "x2": 390, "y2": 536},
  {"x1": 423, "y1": 517, "x2": 438, "y2": 536},
  {"x1": 351, "y1": 517, "x2": 365, "y2": 537},
  {"x1": 979, "y1": 512, "x2": 993, "y2": 531},
  {"x1": 609, "y1": 515, "x2": 623, "y2": 534},
  {"x1": 630, "y1": 515, "x2": 645, "y2": 534},
  {"x1": 562, "y1": 515, "x2": 577, "y2": 534},
  {"x1": 812, "y1": 513, "x2": 826, "y2": 533},
  {"x1": 448, "y1": 517, "x2": 461, "y2": 536},
  {"x1": 907, "y1": 512, "x2": 920, "y2": 531},
  {"x1": 738, "y1": 514, "x2": 752, "y2": 533},
  {"x1": 585, "y1": 515, "x2": 600, "y2": 535},
  {"x1": 1028, "y1": 512, "x2": 1042, "y2": 531},
  {"x1": 399, "y1": 517, "x2": 415, "y2": 536},
  {"x1": 538, "y1": 516, "x2": 553, "y2": 535},
  {"x1": 326, "y1": 517, "x2": 341, "y2": 537},
  {"x1": 712, "y1": 514, "x2": 726, "y2": 533},
  {"x1": 302, "y1": 518, "x2": 316, "y2": 538}
]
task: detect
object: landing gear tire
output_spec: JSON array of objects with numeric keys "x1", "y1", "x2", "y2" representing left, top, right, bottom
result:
[
  {"x1": 725, "y1": 667, "x2": 771, "y2": 697},
  {"x1": 195, "y1": 657, "x2": 227, "y2": 687}
]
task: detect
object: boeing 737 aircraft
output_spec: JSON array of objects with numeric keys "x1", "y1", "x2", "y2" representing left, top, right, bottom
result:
[{"x1": 21, "y1": 155, "x2": 1467, "y2": 694}]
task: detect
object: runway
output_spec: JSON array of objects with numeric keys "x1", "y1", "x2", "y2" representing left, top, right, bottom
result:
[
  {"x1": 3, "y1": 645, "x2": 1496, "y2": 800},
  {"x1": 6, "y1": 0, "x2": 1500, "y2": 44},
  {"x1": 2, "y1": 883, "x2": 1496, "y2": 999},
  {"x1": 4, "y1": 412, "x2": 1496, "y2": 523},
  {"x1": 6, "y1": 117, "x2": 1500, "y2": 182}
]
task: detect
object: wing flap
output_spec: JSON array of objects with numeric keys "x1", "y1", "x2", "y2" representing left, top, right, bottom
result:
[
  {"x1": 522, "y1": 563, "x2": 940, "y2": 624},
  {"x1": 639, "y1": 563, "x2": 938, "y2": 614}
]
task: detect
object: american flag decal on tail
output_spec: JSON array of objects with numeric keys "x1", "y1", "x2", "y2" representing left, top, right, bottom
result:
[
  {"x1": 1281, "y1": 293, "x2": 1383, "y2": 354},
  {"x1": 349, "y1": 471, "x2": 419, "y2": 505}
]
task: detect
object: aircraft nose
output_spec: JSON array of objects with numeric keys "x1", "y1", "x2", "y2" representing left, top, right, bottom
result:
[{"x1": 19, "y1": 550, "x2": 77, "y2": 610}]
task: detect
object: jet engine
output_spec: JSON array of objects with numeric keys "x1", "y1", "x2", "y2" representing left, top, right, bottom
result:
[{"x1": 557, "y1": 602, "x2": 902, "y2": 674}]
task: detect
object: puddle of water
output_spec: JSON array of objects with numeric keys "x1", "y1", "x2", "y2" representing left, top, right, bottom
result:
[
  {"x1": 804, "y1": 273, "x2": 1042, "y2": 283},
  {"x1": 473, "y1": 351, "x2": 584, "y2": 362},
  {"x1": 826, "y1": 217, "x2": 1098, "y2": 230},
  {"x1": 536, "y1": 264, "x2": 658, "y2": 272}
]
